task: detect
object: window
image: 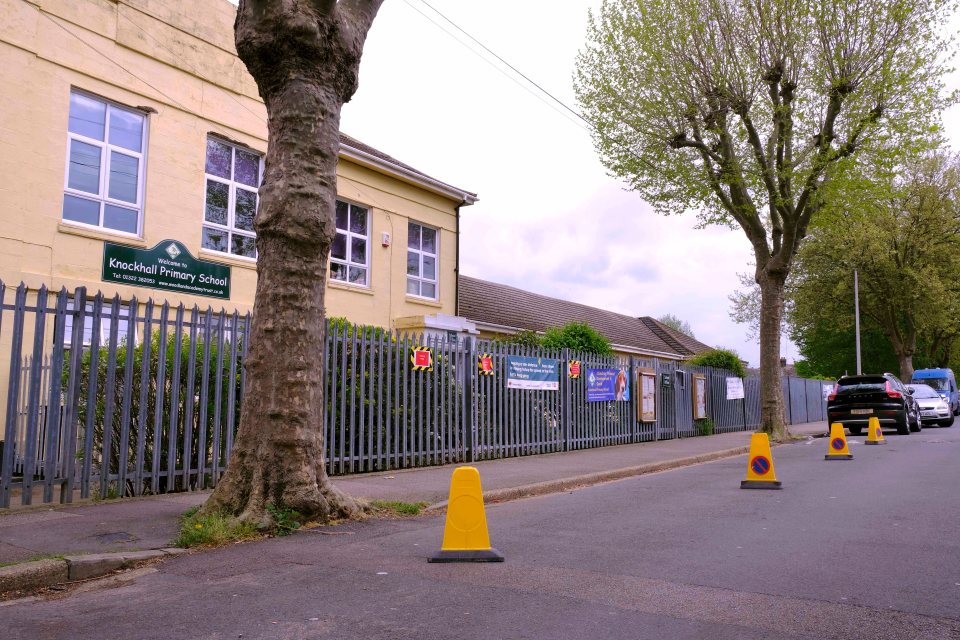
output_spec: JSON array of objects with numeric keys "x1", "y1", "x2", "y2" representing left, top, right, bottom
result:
[
  {"x1": 406, "y1": 221, "x2": 438, "y2": 299},
  {"x1": 201, "y1": 137, "x2": 262, "y2": 259},
  {"x1": 63, "y1": 301, "x2": 135, "y2": 348},
  {"x1": 331, "y1": 200, "x2": 369, "y2": 286},
  {"x1": 62, "y1": 91, "x2": 147, "y2": 235}
]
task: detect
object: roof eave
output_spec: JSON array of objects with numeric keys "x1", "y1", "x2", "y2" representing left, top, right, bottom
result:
[
  {"x1": 339, "y1": 143, "x2": 479, "y2": 206},
  {"x1": 470, "y1": 320, "x2": 685, "y2": 360}
]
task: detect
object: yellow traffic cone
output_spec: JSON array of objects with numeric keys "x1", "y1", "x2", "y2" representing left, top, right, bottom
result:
[
  {"x1": 740, "y1": 433, "x2": 782, "y2": 489},
  {"x1": 429, "y1": 466, "x2": 504, "y2": 563},
  {"x1": 825, "y1": 422, "x2": 853, "y2": 460},
  {"x1": 864, "y1": 417, "x2": 886, "y2": 445}
]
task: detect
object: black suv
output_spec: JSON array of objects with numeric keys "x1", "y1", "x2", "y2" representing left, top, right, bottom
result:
[{"x1": 826, "y1": 373, "x2": 921, "y2": 435}]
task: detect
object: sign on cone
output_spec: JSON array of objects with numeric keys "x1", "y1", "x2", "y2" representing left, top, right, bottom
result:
[
  {"x1": 740, "y1": 433, "x2": 782, "y2": 489},
  {"x1": 825, "y1": 422, "x2": 853, "y2": 460},
  {"x1": 864, "y1": 417, "x2": 886, "y2": 445}
]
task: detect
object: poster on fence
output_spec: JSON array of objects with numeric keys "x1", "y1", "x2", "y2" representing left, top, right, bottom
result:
[
  {"x1": 506, "y1": 356, "x2": 559, "y2": 390},
  {"x1": 638, "y1": 368, "x2": 657, "y2": 421},
  {"x1": 586, "y1": 367, "x2": 630, "y2": 402},
  {"x1": 692, "y1": 374, "x2": 707, "y2": 419},
  {"x1": 726, "y1": 377, "x2": 745, "y2": 400}
]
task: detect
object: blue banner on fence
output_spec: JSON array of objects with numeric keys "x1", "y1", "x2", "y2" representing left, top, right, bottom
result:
[
  {"x1": 506, "y1": 356, "x2": 559, "y2": 390},
  {"x1": 586, "y1": 368, "x2": 630, "y2": 402}
]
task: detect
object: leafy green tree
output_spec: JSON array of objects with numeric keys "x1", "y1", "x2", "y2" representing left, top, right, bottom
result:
[
  {"x1": 540, "y1": 322, "x2": 614, "y2": 356},
  {"x1": 657, "y1": 313, "x2": 695, "y2": 338},
  {"x1": 575, "y1": 0, "x2": 954, "y2": 439},
  {"x1": 686, "y1": 348, "x2": 746, "y2": 378},
  {"x1": 790, "y1": 317, "x2": 899, "y2": 379},
  {"x1": 789, "y1": 151, "x2": 960, "y2": 380}
]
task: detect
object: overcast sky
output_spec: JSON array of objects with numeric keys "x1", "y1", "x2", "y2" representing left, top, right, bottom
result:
[{"x1": 338, "y1": 0, "x2": 960, "y2": 366}]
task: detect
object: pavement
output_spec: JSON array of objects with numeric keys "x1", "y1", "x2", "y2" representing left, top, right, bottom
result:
[{"x1": 0, "y1": 421, "x2": 826, "y2": 596}]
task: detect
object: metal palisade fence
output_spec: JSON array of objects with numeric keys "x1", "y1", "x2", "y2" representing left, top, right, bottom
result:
[{"x1": 0, "y1": 283, "x2": 829, "y2": 508}]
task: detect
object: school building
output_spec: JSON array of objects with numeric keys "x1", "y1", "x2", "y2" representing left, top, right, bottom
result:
[{"x1": 0, "y1": 0, "x2": 477, "y2": 330}]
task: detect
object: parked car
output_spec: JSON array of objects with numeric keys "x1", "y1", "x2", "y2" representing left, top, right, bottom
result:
[
  {"x1": 909, "y1": 368, "x2": 959, "y2": 415},
  {"x1": 906, "y1": 383, "x2": 955, "y2": 427},
  {"x1": 827, "y1": 373, "x2": 921, "y2": 435}
]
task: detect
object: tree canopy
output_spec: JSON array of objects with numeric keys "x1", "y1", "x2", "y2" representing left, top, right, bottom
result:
[
  {"x1": 575, "y1": 0, "x2": 955, "y2": 438},
  {"x1": 687, "y1": 348, "x2": 747, "y2": 378},
  {"x1": 657, "y1": 313, "x2": 695, "y2": 338},
  {"x1": 789, "y1": 150, "x2": 960, "y2": 380},
  {"x1": 541, "y1": 322, "x2": 615, "y2": 356}
]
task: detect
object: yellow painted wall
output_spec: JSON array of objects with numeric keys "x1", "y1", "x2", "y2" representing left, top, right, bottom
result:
[{"x1": 0, "y1": 0, "x2": 465, "y2": 326}]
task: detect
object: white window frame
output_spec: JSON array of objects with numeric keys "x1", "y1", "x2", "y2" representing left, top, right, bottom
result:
[
  {"x1": 330, "y1": 199, "x2": 371, "y2": 287},
  {"x1": 407, "y1": 221, "x2": 439, "y2": 300},
  {"x1": 63, "y1": 301, "x2": 137, "y2": 349},
  {"x1": 201, "y1": 137, "x2": 264, "y2": 261},
  {"x1": 62, "y1": 89, "x2": 148, "y2": 237}
]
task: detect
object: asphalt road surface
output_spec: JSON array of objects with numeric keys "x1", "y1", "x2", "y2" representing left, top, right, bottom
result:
[{"x1": 5, "y1": 428, "x2": 960, "y2": 639}]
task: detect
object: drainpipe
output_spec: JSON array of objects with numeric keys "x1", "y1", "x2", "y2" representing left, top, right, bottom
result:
[{"x1": 455, "y1": 201, "x2": 463, "y2": 317}]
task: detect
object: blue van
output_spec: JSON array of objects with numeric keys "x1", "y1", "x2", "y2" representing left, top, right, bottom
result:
[{"x1": 910, "y1": 368, "x2": 959, "y2": 415}]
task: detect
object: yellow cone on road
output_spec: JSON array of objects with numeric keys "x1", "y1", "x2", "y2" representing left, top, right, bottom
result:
[
  {"x1": 825, "y1": 422, "x2": 853, "y2": 460},
  {"x1": 864, "y1": 417, "x2": 886, "y2": 445},
  {"x1": 740, "y1": 433, "x2": 782, "y2": 490},
  {"x1": 429, "y1": 466, "x2": 504, "y2": 563}
]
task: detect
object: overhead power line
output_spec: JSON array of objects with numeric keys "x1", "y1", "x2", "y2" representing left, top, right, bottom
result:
[{"x1": 410, "y1": 0, "x2": 592, "y2": 128}]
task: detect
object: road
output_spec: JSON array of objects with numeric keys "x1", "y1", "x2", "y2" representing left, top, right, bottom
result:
[{"x1": 5, "y1": 428, "x2": 960, "y2": 639}]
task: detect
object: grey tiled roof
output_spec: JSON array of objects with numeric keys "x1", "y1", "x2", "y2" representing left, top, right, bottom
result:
[
  {"x1": 458, "y1": 275, "x2": 713, "y2": 358},
  {"x1": 638, "y1": 317, "x2": 712, "y2": 356}
]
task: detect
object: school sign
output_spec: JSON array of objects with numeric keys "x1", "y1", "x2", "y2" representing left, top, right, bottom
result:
[{"x1": 102, "y1": 240, "x2": 232, "y2": 300}]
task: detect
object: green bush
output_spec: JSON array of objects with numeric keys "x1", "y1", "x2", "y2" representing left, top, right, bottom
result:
[
  {"x1": 70, "y1": 329, "x2": 243, "y2": 496},
  {"x1": 686, "y1": 348, "x2": 746, "y2": 378},
  {"x1": 496, "y1": 330, "x2": 542, "y2": 349},
  {"x1": 696, "y1": 418, "x2": 715, "y2": 436},
  {"x1": 540, "y1": 322, "x2": 613, "y2": 356},
  {"x1": 325, "y1": 318, "x2": 462, "y2": 470}
]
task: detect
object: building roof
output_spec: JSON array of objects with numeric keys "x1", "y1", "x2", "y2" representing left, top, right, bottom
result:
[
  {"x1": 339, "y1": 133, "x2": 478, "y2": 205},
  {"x1": 458, "y1": 275, "x2": 715, "y2": 359}
]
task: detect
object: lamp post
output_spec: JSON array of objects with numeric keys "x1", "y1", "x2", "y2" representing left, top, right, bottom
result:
[{"x1": 854, "y1": 269, "x2": 862, "y2": 375}]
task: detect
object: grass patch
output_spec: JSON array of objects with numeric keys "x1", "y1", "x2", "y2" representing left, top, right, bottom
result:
[
  {"x1": 266, "y1": 503, "x2": 302, "y2": 536},
  {"x1": 0, "y1": 554, "x2": 65, "y2": 569},
  {"x1": 370, "y1": 500, "x2": 430, "y2": 517},
  {"x1": 173, "y1": 508, "x2": 258, "y2": 548}
]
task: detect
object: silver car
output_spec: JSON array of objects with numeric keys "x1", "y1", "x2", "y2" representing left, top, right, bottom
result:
[{"x1": 907, "y1": 384, "x2": 955, "y2": 427}]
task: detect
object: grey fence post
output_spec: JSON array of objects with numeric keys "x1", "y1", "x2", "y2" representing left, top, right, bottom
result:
[
  {"x1": 629, "y1": 355, "x2": 637, "y2": 443},
  {"x1": 463, "y1": 338, "x2": 475, "y2": 463},
  {"x1": 562, "y1": 348, "x2": 571, "y2": 451},
  {"x1": 785, "y1": 375, "x2": 793, "y2": 425}
]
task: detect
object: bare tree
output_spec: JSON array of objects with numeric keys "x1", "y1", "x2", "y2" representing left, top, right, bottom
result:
[
  {"x1": 203, "y1": 0, "x2": 384, "y2": 526},
  {"x1": 575, "y1": 0, "x2": 954, "y2": 439}
]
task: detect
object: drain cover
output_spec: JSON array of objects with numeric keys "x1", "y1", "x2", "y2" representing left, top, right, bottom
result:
[{"x1": 93, "y1": 531, "x2": 137, "y2": 543}]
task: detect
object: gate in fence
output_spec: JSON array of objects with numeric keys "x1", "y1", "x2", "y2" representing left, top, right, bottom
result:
[{"x1": 0, "y1": 282, "x2": 830, "y2": 508}]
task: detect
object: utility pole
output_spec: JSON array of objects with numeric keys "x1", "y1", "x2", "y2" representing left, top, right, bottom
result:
[{"x1": 854, "y1": 269, "x2": 862, "y2": 375}]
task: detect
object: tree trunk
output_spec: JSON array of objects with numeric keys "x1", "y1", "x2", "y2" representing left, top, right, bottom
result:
[
  {"x1": 203, "y1": 0, "x2": 383, "y2": 527},
  {"x1": 883, "y1": 323, "x2": 916, "y2": 382},
  {"x1": 898, "y1": 353, "x2": 914, "y2": 382},
  {"x1": 757, "y1": 269, "x2": 791, "y2": 441}
]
